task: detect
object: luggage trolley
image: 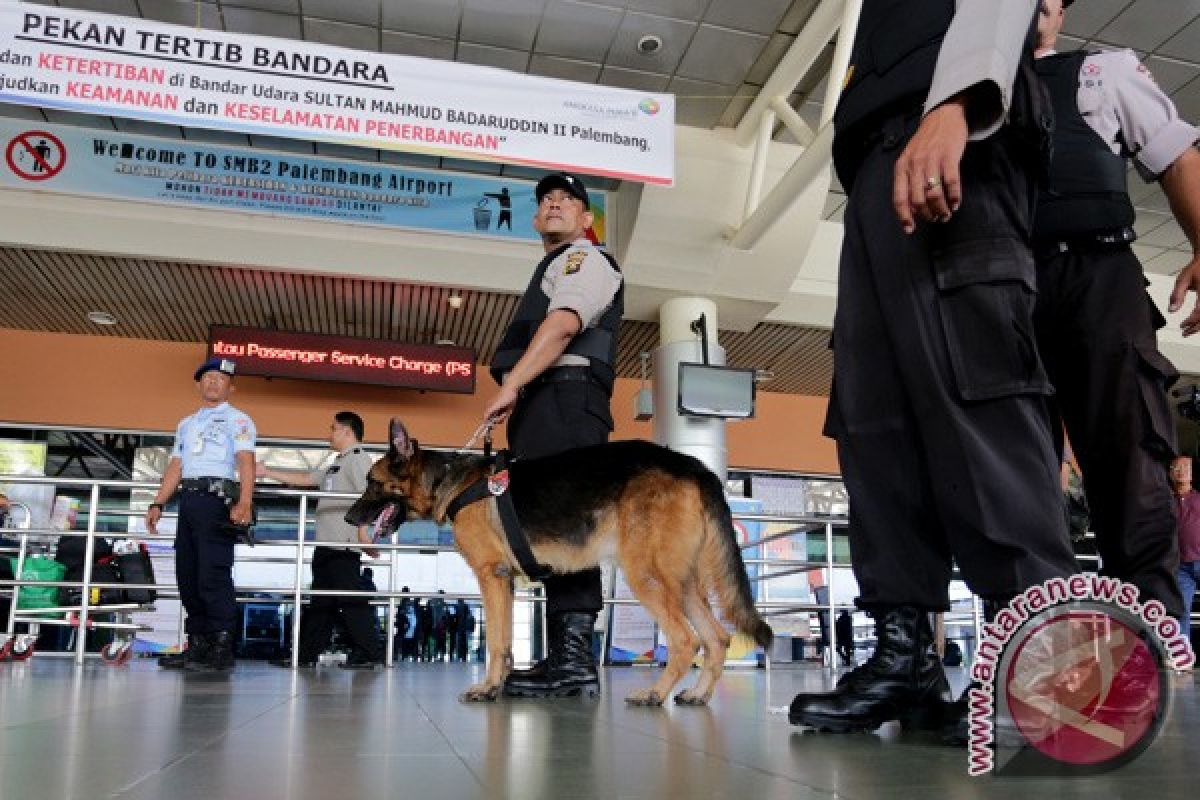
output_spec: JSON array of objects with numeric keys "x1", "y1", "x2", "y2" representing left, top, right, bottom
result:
[{"x1": 2, "y1": 513, "x2": 156, "y2": 665}]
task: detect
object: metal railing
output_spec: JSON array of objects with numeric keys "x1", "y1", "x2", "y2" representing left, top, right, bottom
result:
[{"x1": 0, "y1": 473, "x2": 930, "y2": 669}]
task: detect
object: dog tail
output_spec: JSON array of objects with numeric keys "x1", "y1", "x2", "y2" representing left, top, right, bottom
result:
[{"x1": 698, "y1": 473, "x2": 773, "y2": 651}]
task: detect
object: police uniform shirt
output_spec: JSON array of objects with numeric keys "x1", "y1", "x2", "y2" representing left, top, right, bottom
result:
[
  {"x1": 925, "y1": 0, "x2": 1040, "y2": 139},
  {"x1": 170, "y1": 402, "x2": 256, "y2": 480},
  {"x1": 541, "y1": 237, "x2": 622, "y2": 369},
  {"x1": 310, "y1": 446, "x2": 376, "y2": 544},
  {"x1": 1044, "y1": 49, "x2": 1199, "y2": 180}
]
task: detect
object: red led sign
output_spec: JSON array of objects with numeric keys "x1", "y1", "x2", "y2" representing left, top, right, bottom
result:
[{"x1": 208, "y1": 325, "x2": 476, "y2": 394}]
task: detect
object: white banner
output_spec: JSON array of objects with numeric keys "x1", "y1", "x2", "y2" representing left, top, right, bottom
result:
[{"x1": 0, "y1": 4, "x2": 674, "y2": 184}]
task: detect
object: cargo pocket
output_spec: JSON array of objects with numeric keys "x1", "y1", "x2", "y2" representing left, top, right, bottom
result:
[
  {"x1": 934, "y1": 238, "x2": 1051, "y2": 402},
  {"x1": 1133, "y1": 340, "x2": 1178, "y2": 461}
]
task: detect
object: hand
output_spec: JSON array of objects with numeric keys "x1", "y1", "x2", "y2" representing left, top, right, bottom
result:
[
  {"x1": 145, "y1": 506, "x2": 161, "y2": 535},
  {"x1": 893, "y1": 97, "x2": 969, "y2": 234},
  {"x1": 255, "y1": 461, "x2": 267, "y2": 479},
  {"x1": 482, "y1": 383, "x2": 519, "y2": 425},
  {"x1": 230, "y1": 501, "x2": 253, "y2": 527},
  {"x1": 1170, "y1": 255, "x2": 1200, "y2": 336},
  {"x1": 357, "y1": 528, "x2": 380, "y2": 559}
]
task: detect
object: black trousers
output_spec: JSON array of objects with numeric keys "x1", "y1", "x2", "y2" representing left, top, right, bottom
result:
[
  {"x1": 507, "y1": 374, "x2": 612, "y2": 615},
  {"x1": 176, "y1": 490, "x2": 237, "y2": 635},
  {"x1": 827, "y1": 123, "x2": 1079, "y2": 609},
  {"x1": 298, "y1": 546, "x2": 382, "y2": 661},
  {"x1": 1034, "y1": 245, "x2": 1184, "y2": 615}
]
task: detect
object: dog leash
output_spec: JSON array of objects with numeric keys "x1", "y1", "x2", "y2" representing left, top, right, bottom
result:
[{"x1": 458, "y1": 418, "x2": 496, "y2": 454}]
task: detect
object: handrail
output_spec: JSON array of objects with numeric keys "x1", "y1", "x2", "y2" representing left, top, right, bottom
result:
[{"x1": 0, "y1": 473, "x2": 864, "y2": 668}]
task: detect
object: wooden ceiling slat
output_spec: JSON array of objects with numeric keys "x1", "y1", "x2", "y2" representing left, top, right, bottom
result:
[{"x1": 0, "y1": 246, "x2": 833, "y2": 395}]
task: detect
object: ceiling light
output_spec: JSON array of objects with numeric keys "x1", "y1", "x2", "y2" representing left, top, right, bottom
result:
[
  {"x1": 636, "y1": 34, "x2": 663, "y2": 55},
  {"x1": 87, "y1": 311, "x2": 118, "y2": 326},
  {"x1": 753, "y1": 369, "x2": 775, "y2": 384},
  {"x1": 447, "y1": 293, "x2": 464, "y2": 309},
  {"x1": 436, "y1": 338, "x2": 456, "y2": 346}
]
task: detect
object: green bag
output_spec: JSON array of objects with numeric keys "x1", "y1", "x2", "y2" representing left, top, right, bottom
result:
[{"x1": 10, "y1": 555, "x2": 66, "y2": 617}]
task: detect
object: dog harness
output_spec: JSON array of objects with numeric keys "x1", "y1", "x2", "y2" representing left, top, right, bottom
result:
[{"x1": 445, "y1": 449, "x2": 553, "y2": 582}]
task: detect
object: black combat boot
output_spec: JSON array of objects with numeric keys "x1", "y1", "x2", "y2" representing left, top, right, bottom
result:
[
  {"x1": 190, "y1": 630, "x2": 235, "y2": 671},
  {"x1": 503, "y1": 611, "x2": 600, "y2": 698},
  {"x1": 789, "y1": 606, "x2": 951, "y2": 732},
  {"x1": 158, "y1": 633, "x2": 209, "y2": 670}
]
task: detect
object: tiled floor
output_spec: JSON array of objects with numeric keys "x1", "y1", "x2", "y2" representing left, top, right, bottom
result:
[{"x1": 0, "y1": 659, "x2": 1194, "y2": 800}]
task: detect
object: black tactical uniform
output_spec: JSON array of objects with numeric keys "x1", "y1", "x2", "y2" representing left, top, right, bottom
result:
[
  {"x1": 1032, "y1": 48, "x2": 1191, "y2": 616},
  {"x1": 789, "y1": 0, "x2": 1078, "y2": 733}
]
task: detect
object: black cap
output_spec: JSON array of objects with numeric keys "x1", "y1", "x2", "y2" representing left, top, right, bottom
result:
[
  {"x1": 194, "y1": 357, "x2": 236, "y2": 381},
  {"x1": 534, "y1": 172, "x2": 590, "y2": 209},
  {"x1": 1063, "y1": 0, "x2": 1074, "y2": 6}
]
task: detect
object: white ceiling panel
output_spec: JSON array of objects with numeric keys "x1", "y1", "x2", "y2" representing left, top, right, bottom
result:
[
  {"x1": 139, "y1": 0, "x2": 224, "y2": 30},
  {"x1": 381, "y1": 0, "x2": 462, "y2": 39},
  {"x1": 1095, "y1": 1, "x2": 1200, "y2": 52},
  {"x1": 460, "y1": 0, "x2": 548, "y2": 51},
  {"x1": 61, "y1": 0, "x2": 140, "y2": 15},
  {"x1": 381, "y1": 30, "x2": 457, "y2": 61},
  {"x1": 303, "y1": 0, "x2": 381, "y2": 27},
  {"x1": 1143, "y1": 55, "x2": 1200, "y2": 94},
  {"x1": 606, "y1": 11, "x2": 697, "y2": 74},
  {"x1": 632, "y1": 0, "x2": 708, "y2": 19},
  {"x1": 598, "y1": 65, "x2": 671, "y2": 92},
  {"x1": 303, "y1": 18, "x2": 380, "y2": 51},
  {"x1": 704, "y1": 0, "x2": 793, "y2": 36},
  {"x1": 112, "y1": 118, "x2": 184, "y2": 138},
  {"x1": 1159, "y1": 14, "x2": 1200, "y2": 61},
  {"x1": 535, "y1": 0, "x2": 623, "y2": 63},
  {"x1": 528, "y1": 53, "x2": 603, "y2": 83},
  {"x1": 457, "y1": 42, "x2": 531, "y2": 72},
  {"x1": 222, "y1": 0, "x2": 299, "y2": 13},
  {"x1": 222, "y1": 7, "x2": 302, "y2": 39},
  {"x1": 668, "y1": 76, "x2": 737, "y2": 128},
  {"x1": 1061, "y1": 0, "x2": 1133, "y2": 39},
  {"x1": 182, "y1": 128, "x2": 252, "y2": 146},
  {"x1": 677, "y1": 25, "x2": 768, "y2": 86}
]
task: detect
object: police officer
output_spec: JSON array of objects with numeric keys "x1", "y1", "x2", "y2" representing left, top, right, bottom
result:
[
  {"x1": 147, "y1": 358, "x2": 256, "y2": 671},
  {"x1": 1032, "y1": 0, "x2": 1200, "y2": 617},
  {"x1": 260, "y1": 411, "x2": 382, "y2": 669},
  {"x1": 788, "y1": 0, "x2": 1079, "y2": 732},
  {"x1": 482, "y1": 171, "x2": 622, "y2": 698}
]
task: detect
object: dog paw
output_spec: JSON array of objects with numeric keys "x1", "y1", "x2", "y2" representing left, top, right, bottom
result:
[
  {"x1": 673, "y1": 690, "x2": 709, "y2": 706},
  {"x1": 624, "y1": 689, "x2": 665, "y2": 707},
  {"x1": 459, "y1": 684, "x2": 500, "y2": 703}
]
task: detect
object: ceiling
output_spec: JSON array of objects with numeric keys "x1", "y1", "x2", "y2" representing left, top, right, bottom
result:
[
  {"x1": 0, "y1": 246, "x2": 835, "y2": 394},
  {"x1": 2, "y1": 0, "x2": 1199, "y2": 396}
]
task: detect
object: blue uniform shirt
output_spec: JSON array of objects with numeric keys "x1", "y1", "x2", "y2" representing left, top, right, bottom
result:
[{"x1": 170, "y1": 402, "x2": 257, "y2": 480}]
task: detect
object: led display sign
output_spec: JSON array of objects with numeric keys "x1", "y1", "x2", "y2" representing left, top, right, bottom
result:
[{"x1": 208, "y1": 325, "x2": 476, "y2": 394}]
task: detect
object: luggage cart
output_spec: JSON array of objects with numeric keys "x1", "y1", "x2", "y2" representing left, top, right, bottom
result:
[{"x1": 2, "y1": 518, "x2": 153, "y2": 664}]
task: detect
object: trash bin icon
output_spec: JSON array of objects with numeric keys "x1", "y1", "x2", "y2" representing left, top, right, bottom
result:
[{"x1": 473, "y1": 199, "x2": 492, "y2": 231}]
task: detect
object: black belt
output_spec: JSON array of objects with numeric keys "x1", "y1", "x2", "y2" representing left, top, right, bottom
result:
[
  {"x1": 526, "y1": 365, "x2": 594, "y2": 390},
  {"x1": 1034, "y1": 227, "x2": 1137, "y2": 259},
  {"x1": 180, "y1": 477, "x2": 237, "y2": 497}
]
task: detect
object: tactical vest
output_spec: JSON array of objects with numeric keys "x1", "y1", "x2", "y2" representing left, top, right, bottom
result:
[
  {"x1": 489, "y1": 243, "x2": 624, "y2": 391},
  {"x1": 1032, "y1": 51, "x2": 1136, "y2": 240},
  {"x1": 832, "y1": 0, "x2": 955, "y2": 188}
]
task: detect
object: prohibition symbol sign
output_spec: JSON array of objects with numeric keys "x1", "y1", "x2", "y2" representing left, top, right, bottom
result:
[{"x1": 6, "y1": 130, "x2": 66, "y2": 181}]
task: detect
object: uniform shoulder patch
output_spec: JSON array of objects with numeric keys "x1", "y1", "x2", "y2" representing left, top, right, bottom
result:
[{"x1": 563, "y1": 250, "x2": 588, "y2": 275}]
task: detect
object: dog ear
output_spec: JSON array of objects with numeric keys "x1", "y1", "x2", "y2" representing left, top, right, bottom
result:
[{"x1": 390, "y1": 418, "x2": 415, "y2": 460}]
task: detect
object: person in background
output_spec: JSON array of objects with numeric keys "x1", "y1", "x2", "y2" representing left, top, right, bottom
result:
[
  {"x1": 147, "y1": 358, "x2": 255, "y2": 672},
  {"x1": 1170, "y1": 456, "x2": 1200, "y2": 642},
  {"x1": 260, "y1": 411, "x2": 382, "y2": 670}
]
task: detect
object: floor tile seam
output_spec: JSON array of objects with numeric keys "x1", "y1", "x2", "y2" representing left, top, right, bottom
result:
[
  {"x1": 398, "y1": 691, "x2": 490, "y2": 792},
  {"x1": 102, "y1": 687, "x2": 303, "y2": 799}
]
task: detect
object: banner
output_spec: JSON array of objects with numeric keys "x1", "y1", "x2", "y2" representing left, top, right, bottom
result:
[
  {"x1": 0, "y1": 5, "x2": 674, "y2": 184},
  {"x1": 0, "y1": 439, "x2": 54, "y2": 534},
  {"x1": 0, "y1": 119, "x2": 608, "y2": 243}
]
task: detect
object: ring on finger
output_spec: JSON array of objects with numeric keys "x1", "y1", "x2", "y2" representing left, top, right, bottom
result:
[{"x1": 925, "y1": 176, "x2": 942, "y2": 191}]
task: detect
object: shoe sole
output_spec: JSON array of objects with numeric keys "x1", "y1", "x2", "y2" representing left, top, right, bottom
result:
[{"x1": 788, "y1": 711, "x2": 883, "y2": 733}]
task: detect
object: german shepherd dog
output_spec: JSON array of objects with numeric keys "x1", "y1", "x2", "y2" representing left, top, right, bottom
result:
[{"x1": 346, "y1": 419, "x2": 772, "y2": 706}]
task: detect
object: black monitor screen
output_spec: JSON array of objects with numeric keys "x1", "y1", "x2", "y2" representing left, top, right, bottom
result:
[{"x1": 677, "y1": 363, "x2": 756, "y2": 419}]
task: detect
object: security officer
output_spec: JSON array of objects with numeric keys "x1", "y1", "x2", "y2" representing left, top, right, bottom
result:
[
  {"x1": 482, "y1": 171, "x2": 622, "y2": 698},
  {"x1": 147, "y1": 358, "x2": 256, "y2": 671},
  {"x1": 260, "y1": 411, "x2": 382, "y2": 669},
  {"x1": 1032, "y1": 0, "x2": 1200, "y2": 617},
  {"x1": 788, "y1": 0, "x2": 1079, "y2": 732}
]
